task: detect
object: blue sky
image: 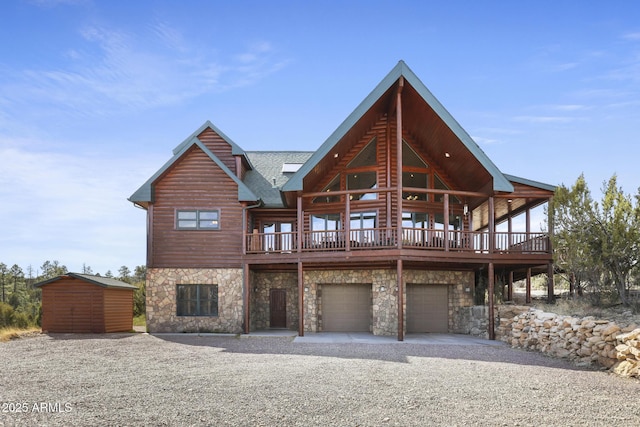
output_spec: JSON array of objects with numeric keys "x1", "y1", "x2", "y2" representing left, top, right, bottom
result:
[{"x1": 1, "y1": 0, "x2": 640, "y2": 275}]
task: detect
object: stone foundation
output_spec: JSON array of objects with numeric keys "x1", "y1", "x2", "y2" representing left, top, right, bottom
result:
[{"x1": 146, "y1": 268, "x2": 243, "y2": 333}]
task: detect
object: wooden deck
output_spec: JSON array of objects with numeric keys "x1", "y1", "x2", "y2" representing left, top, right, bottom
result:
[{"x1": 246, "y1": 228, "x2": 550, "y2": 257}]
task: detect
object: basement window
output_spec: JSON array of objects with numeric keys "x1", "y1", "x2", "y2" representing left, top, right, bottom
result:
[
  {"x1": 176, "y1": 210, "x2": 220, "y2": 230},
  {"x1": 177, "y1": 284, "x2": 219, "y2": 316}
]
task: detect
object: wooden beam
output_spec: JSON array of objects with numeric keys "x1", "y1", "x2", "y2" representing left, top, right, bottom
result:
[
  {"x1": 297, "y1": 195, "x2": 303, "y2": 254},
  {"x1": 298, "y1": 261, "x2": 304, "y2": 337},
  {"x1": 508, "y1": 271, "x2": 514, "y2": 302},
  {"x1": 444, "y1": 193, "x2": 450, "y2": 251},
  {"x1": 488, "y1": 262, "x2": 495, "y2": 340},
  {"x1": 396, "y1": 77, "x2": 404, "y2": 250},
  {"x1": 488, "y1": 197, "x2": 495, "y2": 253},
  {"x1": 526, "y1": 267, "x2": 532, "y2": 304},
  {"x1": 397, "y1": 259, "x2": 404, "y2": 341}
]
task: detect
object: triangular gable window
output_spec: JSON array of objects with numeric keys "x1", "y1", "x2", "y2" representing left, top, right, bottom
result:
[
  {"x1": 435, "y1": 174, "x2": 460, "y2": 204},
  {"x1": 402, "y1": 141, "x2": 428, "y2": 169},
  {"x1": 347, "y1": 137, "x2": 377, "y2": 168},
  {"x1": 313, "y1": 174, "x2": 341, "y2": 203}
]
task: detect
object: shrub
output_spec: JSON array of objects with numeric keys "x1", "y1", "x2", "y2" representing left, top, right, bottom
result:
[{"x1": 0, "y1": 302, "x2": 14, "y2": 328}]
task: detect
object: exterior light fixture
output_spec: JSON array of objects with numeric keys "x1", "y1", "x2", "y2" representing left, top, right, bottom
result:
[
  {"x1": 445, "y1": 152, "x2": 451, "y2": 158},
  {"x1": 380, "y1": 286, "x2": 386, "y2": 292}
]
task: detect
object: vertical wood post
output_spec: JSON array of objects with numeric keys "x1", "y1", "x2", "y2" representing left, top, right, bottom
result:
[
  {"x1": 508, "y1": 271, "x2": 514, "y2": 302},
  {"x1": 298, "y1": 261, "x2": 304, "y2": 337},
  {"x1": 444, "y1": 193, "x2": 450, "y2": 251},
  {"x1": 397, "y1": 259, "x2": 404, "y2": 341},
  {"x1": 297, "y1": 195, "x2": 303, "y2": 253},
  {"x1": 345, "y1": 192, "x2": 351, "y2": 251},
  {"x1": 547, "y1": 262, "x2": 555, "y2": 303},
  {"x1": 396, "y1": 77, "x2": 404, "y2": 249},
  {"x1": 526, "y1": 267, "x2": 532, "y2": 304},
  {"x1": 488, "y1": 262, "x2": 495, "y2": 340},
  {"x1": 488, "y1": 196, "x2": 495, "y2": 253}
]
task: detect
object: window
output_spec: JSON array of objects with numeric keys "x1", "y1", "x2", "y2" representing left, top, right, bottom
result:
[
  {"x1": 350, "y1": 211, "x2": 377, "y2": 244},
  {"x1": 403, "y1": 172, "x2": 428, "y2": 201},
  {"x1": 347, "y1": 137, "x2": 377, "y2": 168},
  {"x1": 176, "y1": 210, "x2": 220, "y2": 230},
  {"x1": 262, "y1": 222, "x2": 293, "y2": 252},
  {"x1": 402, "y1": 212, "x2": 429, "y2": 245},
  {"x1": 176, "y1": 284, "x2": 218, "y2": 316},
  {"x1": 310, "y1": 213, "x2": 342, "y2": 247},
  {"x1": 434, "y1": 175, "x2": 461, "y2": 204},
  {"x1": 314, "y1": 174, "x2": 341, "y2": 203},
  {"x1": 346, "y1": 172, "x2": 377, "y2": 200}
]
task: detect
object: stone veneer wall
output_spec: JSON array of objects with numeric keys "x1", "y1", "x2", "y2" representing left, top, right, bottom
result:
[
  {"x1": 250, "y1": 271, "x2": 299, "y2": 331},
  {"x1": 146, "y1": 268, "x2": 244, "y2": 333},
  {"x1": 303, "y1": 269, "x2": 474, "y2": 336},
  {"x1": 497, "y1": 306, "x2": 640, "y2": 379}
]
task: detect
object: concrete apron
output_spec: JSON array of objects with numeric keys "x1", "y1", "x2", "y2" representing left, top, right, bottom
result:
[{"x1": 246, "y1": 330, "x2": 506, "y2": 346}]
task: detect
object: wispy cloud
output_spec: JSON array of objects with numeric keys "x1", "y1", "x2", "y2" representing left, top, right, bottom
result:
[
  {"x1": 512, "y1": 115, "x2": 578, "y2": 124},
  {"x1": 0, "y1": 22, "x2": 289, "y2": 120},
  {"x1": 0, "y1": 138, "x2": 152, "y2": 271}
]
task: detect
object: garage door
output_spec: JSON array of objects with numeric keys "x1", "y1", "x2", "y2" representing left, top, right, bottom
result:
[
  {"x1": 49, "y1": 290, "x2": 98, "y2": 333},
  {"x1": 322, "y1": 285, "x2": 371, "y2": 332},
  {"x1": 406, "y1": 284, "x2": 449, "y2": 333}
]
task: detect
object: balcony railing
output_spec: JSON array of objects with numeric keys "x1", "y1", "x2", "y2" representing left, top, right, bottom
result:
[{"x1": 246, "y1": 228, "x2": 549, "y2": 255}]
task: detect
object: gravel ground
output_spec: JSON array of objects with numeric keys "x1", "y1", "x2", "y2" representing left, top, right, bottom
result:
[{"x1": 1, "y1": 333, "x2": 639, "y2": 426}]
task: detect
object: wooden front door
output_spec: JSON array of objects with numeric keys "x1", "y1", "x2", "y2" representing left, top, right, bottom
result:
[{"x1": 270, "y1": 289, "x2": 287, "y2": 328}]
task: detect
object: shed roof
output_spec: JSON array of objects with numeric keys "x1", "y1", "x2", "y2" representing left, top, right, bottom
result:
[{"x1": 34, "y1": 273, "x2": 138, "y2": 290}]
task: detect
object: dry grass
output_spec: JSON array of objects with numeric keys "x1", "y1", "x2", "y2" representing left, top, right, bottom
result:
[{"x1": 0, "y1": 326, "x2": 41, "y2": 342}]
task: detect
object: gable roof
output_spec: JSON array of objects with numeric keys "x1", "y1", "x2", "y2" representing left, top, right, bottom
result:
[
  {"x1": 282, "y1": 60, "x2": 514, "y2": 194},
  {"x1": 34, "y1": 273, "x2": 137, "y2": 290},
  {"x1": 129, "y1": 132, "x2": 259, "y2": 204}
]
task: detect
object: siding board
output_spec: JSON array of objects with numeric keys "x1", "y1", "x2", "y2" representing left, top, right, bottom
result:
[{"x1": 152, "y1": 145, "x2": 244, "y2": 268}]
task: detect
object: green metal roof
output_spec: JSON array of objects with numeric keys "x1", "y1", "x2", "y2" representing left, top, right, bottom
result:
[
  {"x1": 282, "y1": 60, "x2": 514, "y2": 193},
  {"x1": 129, "y1": 135, "x2": 258, "y2": 204},
  {"x1": 504, "y1": 174, "x2": 557, "y2": 192},
  {"x1": 34, "y1": 273, "x2": 137, "y2": 290}
]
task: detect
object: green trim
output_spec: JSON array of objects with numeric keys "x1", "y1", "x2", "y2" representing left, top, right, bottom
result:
[
  {"x1": 34, "y1": 273, "x2": 137, "y2": 290},
  {"x1": 504, "y1": 174, "x2": 557, "y2": 192},
  {"x1": 129, "y1": 136, "x2": 259, "y2": 203},
  {"x1": 282, "y1": 60, "x2": 514, "y2": 193}
]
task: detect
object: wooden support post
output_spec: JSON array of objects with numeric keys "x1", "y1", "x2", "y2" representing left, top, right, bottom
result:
[
  {"x1": 396, "y1": 77, "x2": 404, "y2": 249},
  {"x1": 243, "y1": 263, "x2": 250, "y2": 334},
  {"x1": 298, "y1": 261, "x2": 304, "y2": 337},
  {"x1": 297, "y1": 195, "x2": 303, "y2": 253},
  {"x1": 345, "y1": 192, "x2": 351, "y2": 251},
  {"x1": 508, "y1": 271, "x2": 514, "y2": 302},
  {"x1": 526, "y1": 268, "x2": 532, "y2": 304},
  {"x1": 444, "y1": 193, "x2": 450, "y2": 251},
  {"x1": 547, "y1": 262, "x2": 555, "y2": 303},
  {"x1": 397, "y1": 259, "x2": 404, "y2": 341},
  {"x1": 488, "y1": 197, "x2": 495, "y2": 253},
  {"x1": 488, "y1": 262, "x2": 495, "y2": 340}
]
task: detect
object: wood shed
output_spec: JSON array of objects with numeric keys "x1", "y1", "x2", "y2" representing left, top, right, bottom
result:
[{"x1": 34, "y1": 273, "x2": 136, "y2": 333}]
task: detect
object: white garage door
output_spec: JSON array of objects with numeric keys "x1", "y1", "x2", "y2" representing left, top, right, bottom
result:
[
  {"x1": 406, "y1": 284, "x2": 449, "y2": 333},
  {"x1": 322, "y1": 284, "x2": 371, "y2": 332}
]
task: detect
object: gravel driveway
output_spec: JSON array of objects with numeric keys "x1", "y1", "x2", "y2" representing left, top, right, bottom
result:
[{"x1": 1, "y1": 333, "x2": 639, "y2": 426}]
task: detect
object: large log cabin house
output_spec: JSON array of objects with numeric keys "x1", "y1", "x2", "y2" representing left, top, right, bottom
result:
[{"x1": 129, "y1": 61, "x2": 556, "y2": 340}]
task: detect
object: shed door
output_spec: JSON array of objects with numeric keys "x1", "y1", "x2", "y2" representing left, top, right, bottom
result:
[
  {"x1": 50, "y1": 290, "x2": 98, "y2": 333},
  {"x1": 322, "y1": 285, "x2": 371, "y2": 332},
  {"x1": 406, "y1": 284, "x2": 449, "y2": 333}
]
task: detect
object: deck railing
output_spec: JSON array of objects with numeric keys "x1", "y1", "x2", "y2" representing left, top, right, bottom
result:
[{"x1": 246, "y1": 228, "x2": 549, "y2": 255}]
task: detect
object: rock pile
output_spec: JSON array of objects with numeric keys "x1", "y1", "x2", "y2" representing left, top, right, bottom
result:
[
  {"x1": 613, "y1": 329, "x2": 640, "y2": 378},
  {"x1": 497, "y1": 306, "x2": 640, "y2": 378}
]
